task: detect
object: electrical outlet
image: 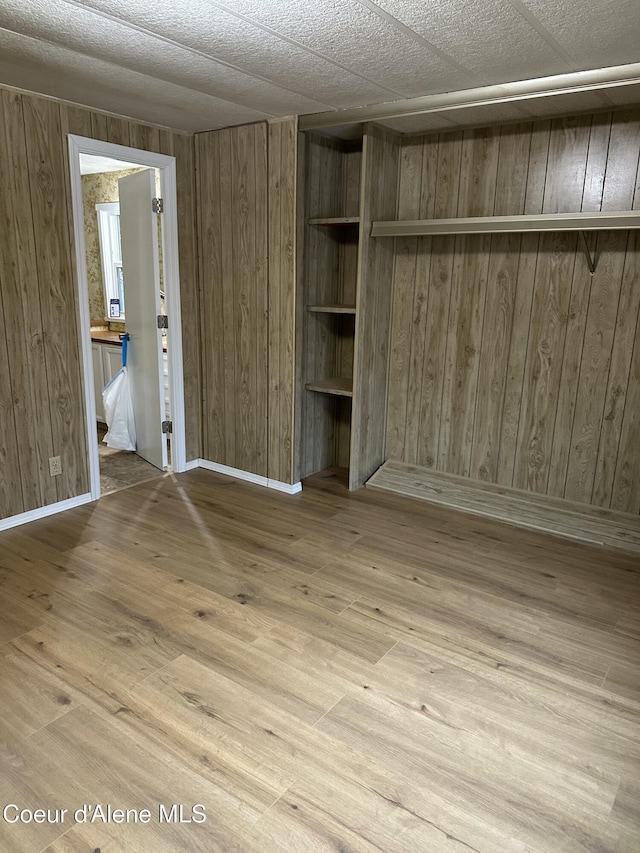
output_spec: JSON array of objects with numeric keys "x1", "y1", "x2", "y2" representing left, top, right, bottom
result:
[{"x1": 49, "y1": 456, "x2": 62, "y2": 477}]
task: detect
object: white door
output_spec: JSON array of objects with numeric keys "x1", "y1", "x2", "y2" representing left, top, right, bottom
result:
[{"x1": 119, "y1": 169, "x2": 167, "y2": 470}]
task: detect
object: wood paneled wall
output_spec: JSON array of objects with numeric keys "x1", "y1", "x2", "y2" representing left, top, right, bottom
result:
[
  {"x1": 197, "y1": 118, "x2": 299, "y2": 485},
  {"x1": 350, "y1": 124, "x2": 400, "y2": 489},
  {"x1": 386, "y1": 110, "x2": 640, "y2": 513},
  {"x1": 197, "y1": 123, "x2": 269, "y2": 478},
  {"x1": 268, "y1": 118, "x2": 298, "y2": 485},
  {"x1": 0, "y1": 86, "x2": 200, "y2": 521}
]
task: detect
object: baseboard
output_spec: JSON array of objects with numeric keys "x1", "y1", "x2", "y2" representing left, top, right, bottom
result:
[
  {"x1": 197, "y1": 459, "x2": 302, "y2": 494},
  {"x1": 0, "y1": 493, "x2": 93, "y2": 532},
  {"x1": 267, "y1": 479, "x2": 302, "y2": 494},
  {"x1": 183, "y1": 458, "x2": 200, "y2": 471}
]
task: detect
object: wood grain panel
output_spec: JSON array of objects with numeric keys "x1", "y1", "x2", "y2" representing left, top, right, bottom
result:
[
  {"x1": 106, "y1": 116, "x2": 131, "y2": 147},
  {"x1": 581, "y1": 113, "x2": 611, "y2": 211},
  {"x1": 385, "y1": 140, "x2": 423, "y2": 460},
  {"x1": 417, "y1": 235, "x2": 454, "y2": 469},
  {"x1": 350, "y1": 124, "x2": 400, "y2": 489},
  {"x1": 470, "y1": 234, "x2": 520, "y2": 481},
  {"x1": 434, "y1": 131, "x2": 463, "y2": 218},
  {"x1": 268, "y1": 118, "x2": 297, "y2": 485},
  {"x1": 1, "y1": 91, "x2": 58, "y2": 513},
  {"x1": 456, "y1": 126, "x2": 500, "y2": 217},
  {"x1": 405, "y1": 140, "x2": 438, "y2": 467},
  {"x1": 252, "y1": 125, "x2": 269, "y2": 477},
  {"x1": 89, "y1": 111, "x2": 108, "y2": 141},
  {"x1": 196, "y1": 128, "x2": 224, "y2": 463},
  {"x1": 129, "y1": 122, "x2": 161, "y2": 153},
  {"x1": 0, "y1": 277, "x2": 22, "y2": 515},
  {"x1": 542, "y1": 115, "x2": 591, "y2": 213},
  {"x1": 23, "y1": 95, "x2": 89, "y2": 502},
  {"x1": 601, "y1": 111, "x2": 640, "y2": 210},
  {"x1": 196, "y1": 122, "x2": 268, "y2": 478},
  {"x1": 170, "y1": 132, "x2": 201, "y2": 462},
  {"x1": 524, "y1": 120, "x2": 551, "y2": 214},
  {"x1": 546, "y1": 241, "x2": 592, "y2": 496},
  {"x1": 592, "y1": 232, "x2": 640, "y2": 506},
  {"x1": 0, "y1": 84, "x2": 201, "y2": 523},
  {"x1": 61, "y1": 105, "x2": 94, "y2": 139},
  {"x1": 611, "y1": 303, "x2": 640, "y2": 513},
  {"x1": 564, "y1": 232, "x2": 627, "y2": 503},
  {"x1": 513, "y1": 232, "x2": 576, "y2": 494},
  {"x1": 496, "y1": 234, "x2": 538, "y2": 484},
  {"x1": 386, "y1": 109, "x2": 640, "y2": 513},
  {"x1": 441, "y1": 235, "x2": 491, "y2": 476},
  {"x1": 493, "y1": 123, "x2": 531, "y2": 215}
]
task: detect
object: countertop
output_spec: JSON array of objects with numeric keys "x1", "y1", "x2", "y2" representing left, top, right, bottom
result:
[
  {"x1": 91, "y1": 330, "x2": 123, "y2": 345},
  {"x1": 91, "y1": 330, "x2": 168, "y2": 352}
]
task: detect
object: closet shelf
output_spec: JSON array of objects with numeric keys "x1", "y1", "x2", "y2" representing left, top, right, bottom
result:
[
  {"x1": 309, "y1": 216, "x2": 360, "y2": 226},
  {"x1": 307, "y1": 304, "x2": 356, "y2": 314},
  {"x1": 305, "y1": 377, "x2": 353, "y2": 397},
  {"x1": 370, "y1": 210, "x2": 640, "y2": 238}
]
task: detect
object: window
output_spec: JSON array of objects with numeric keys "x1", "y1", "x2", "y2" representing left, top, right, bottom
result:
[{"x1": 96, "y1": 202, "x2": 125, "y2": 319}]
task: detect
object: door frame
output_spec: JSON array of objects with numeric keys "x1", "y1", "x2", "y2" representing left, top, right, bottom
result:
[{"x1": 68, "y1": 134, "x2": 187, "y2": 500}]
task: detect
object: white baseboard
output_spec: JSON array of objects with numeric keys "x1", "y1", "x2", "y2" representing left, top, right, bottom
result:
[
  {"x1": 0, "y1": 462, "x2": 303, "y2": 532},
  {"x1": 0, "y1": 493, "x2": 93, "y2": 532},
  {"x1": 267, "y1": 479, "x2": 302, "y2": 494},
  {"x1": 196, "y1": 459, "x2": 302, "y2": 494}
]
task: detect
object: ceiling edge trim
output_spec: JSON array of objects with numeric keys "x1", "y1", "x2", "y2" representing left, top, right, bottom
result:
[{"x1": 299, "y1": 63, "x2": 640, "y2": 130}]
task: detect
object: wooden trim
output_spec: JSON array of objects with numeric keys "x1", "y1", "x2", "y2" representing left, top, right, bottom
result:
[
  {"x1": 198, "y1": 458, "x2": 302, "y2": 493},
  {"x1": 305, "y1": 377, "x2": 353, "y2": 397},
  {"x1": 67, "y1": 134, "x2": 188, "y2": 502},
  {"x1": 0, "y1": 493, "x2": 93, "y2": 532},
  {"x1": 371, "y1": 209, "x2": 640, "y2": 237},
  {"x1": 308, "y1": 216, "x2": 360, "y2": 225},
  {"x1": 367, "y1": 461, "x2": 640, "y2": 553},
  {"x1": 307, "y1": 305, "x2": 356, "y2": 314},
  {"x1": 349, "y1": 124, "x2": 401, "y2": 490}
]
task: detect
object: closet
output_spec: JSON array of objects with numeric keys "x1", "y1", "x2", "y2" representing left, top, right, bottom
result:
[{"x1": 298, "y1": 123, "x2": 400, "y2": 489}]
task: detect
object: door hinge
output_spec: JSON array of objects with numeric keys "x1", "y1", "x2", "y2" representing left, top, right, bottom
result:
[
  {"x1": 152, "y1": 197, "x2": 164, "y2": 214},
  {"x1": 157, "y1": 315, "x2": 168, "y2": 329},
  {"x1": 162, "y1": 420, "x2": 173, "y2": 434}
]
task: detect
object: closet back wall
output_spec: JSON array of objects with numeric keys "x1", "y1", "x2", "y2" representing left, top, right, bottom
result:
[{"x1": 386, "y1": 110, "x2": 640, "y2": 514}]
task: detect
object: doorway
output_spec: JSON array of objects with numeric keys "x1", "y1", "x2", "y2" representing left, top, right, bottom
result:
[{"x1": 68, "y1": 135, "x2": 187, "y2": 501}]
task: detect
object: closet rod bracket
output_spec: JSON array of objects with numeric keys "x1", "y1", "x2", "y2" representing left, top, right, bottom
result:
[{"x1": 579, "y1": 231, "x2": 597, "y2": 275}]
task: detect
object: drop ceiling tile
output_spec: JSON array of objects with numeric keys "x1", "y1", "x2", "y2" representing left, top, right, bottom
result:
[
  {"x1": 0, "y1": 0, "x2": 330, "y2": 116},
  {"x1": 74, "y1": 0, "x2": 394, "y2": 108},
  {"x1": 368, "y1": 0, "x2": 571, "y2": 83},
  {"x1": 0, "y1": 29, "x2": 268, "y2": 132},
  {"x1": 517, "y1": 0, "x2": 640, "y2": 67},
  {"x1": 224, "y1": 0, "x2": 475, "y2": 97}
]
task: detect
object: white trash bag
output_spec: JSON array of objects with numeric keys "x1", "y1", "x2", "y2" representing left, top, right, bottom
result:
[{"x1": 102, "y1": 340, "x2": 136, "y2": 451}]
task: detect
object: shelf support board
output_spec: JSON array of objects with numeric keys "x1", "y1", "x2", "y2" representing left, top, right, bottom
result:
[{"x1": 579, "y1": 231, "x2": 597, "y2": 275}]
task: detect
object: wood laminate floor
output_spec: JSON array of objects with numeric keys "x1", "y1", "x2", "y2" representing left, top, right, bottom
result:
[{"x1": 0, "y1": 468, "x2": 638, "y2": 853}]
